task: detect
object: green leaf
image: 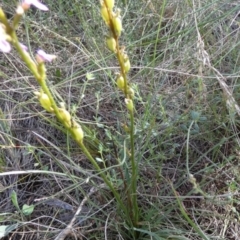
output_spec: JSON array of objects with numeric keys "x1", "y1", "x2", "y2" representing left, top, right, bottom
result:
[
  {"x1": 22, "y1": 204, "x2": 34, "y2": 216},
  {"x1": 0, "y1": 225, "x2": 8, "y2": 238},
  {"x1": 0, "y1": 224, "x2": 18, "y2": 238},
  {"x1": 190, "y1": 111, "x2": 200, "y2": 121},
  {"x1": 199, "y1": 116, "x2": 207, "y2": 121},
  {"x1": 55, "y1": 68, "x2": 61, "y2": 78},
  {"x1": 11, "y1": 190, "x2": 20, "y2": 211}
]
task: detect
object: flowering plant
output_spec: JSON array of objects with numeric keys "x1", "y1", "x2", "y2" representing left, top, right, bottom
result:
[{"x1": 0, "y1": 0, "x2": 140, "y2": 236}]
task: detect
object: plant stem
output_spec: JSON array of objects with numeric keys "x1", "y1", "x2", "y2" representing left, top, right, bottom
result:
[
  {"x1": 79, "y1": 141, "x2": 132, "y2": 224},
  {"x1": 129, "y1": 110, "x2": 139, "y2": 226}
]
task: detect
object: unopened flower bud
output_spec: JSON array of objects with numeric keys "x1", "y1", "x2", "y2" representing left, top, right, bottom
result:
[
  {"x1": 116, "y1": 75, "x2": 125, "y2": 90},
  {"x1": 16, "y1": 6, "x2": 24, "y2": 15},
  {"x1": 101, "y1": 5, "x2": 110, "y2": 25},
  {"x1": 34, "y1": 91, "x2": 53, "y2": 112},
  {"x1": 37, "y1": 62, "x2": 46, "y2": 81},
  {"x1": 122, "y1": 123, "x2": 130, "y2": 133},
  {"x1": 72, "y1": 123, "x2": 84, "y2": 143},
  {"x1": 124, "y1": 58, "x2": 131, "y2": 73},
  {"x1": 125, "y1": 98, "x2": 133, "y2": 112},
  {"x1": 127, "y1": 87, "x2": 134, "y2": 98},
  {"x1": 119, "y1": 49, "x2": 127, "y2": 65},
  {"x1": 106, "y1": 36, "x2": 116, "y2": 52},
  {"x1": 112, "y1": 16, "x2": 122, "y2": 36},
  {"x1": 58, "y1": 108, "x2": 71, "y2": 128},
  {"x1": 105, "y1": 0, "x2": 114, "y2": 10}
]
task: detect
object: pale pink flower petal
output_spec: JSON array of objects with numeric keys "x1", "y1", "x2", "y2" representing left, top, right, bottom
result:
[
  {"x1": 0, "y1": 24, "x2": 11, "y2": 53},
  {"x1": 23, "y1": 0, "x2": 49, "y2": 11},
  {"x1": 37, "y1": 49, "x2": 56, "y2": 62},
  {"x1": 0, "y1": 40, "x2": 11, "y2": 53},
  {"x1": 20, "y1": 43, "x2": 28, "y2": 51}
]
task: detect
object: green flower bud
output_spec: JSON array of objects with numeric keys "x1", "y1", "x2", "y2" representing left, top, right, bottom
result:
[
  {"x1": 34, "y1": 91, "x2": 53, "y2": 112},
  {"x1": 105, "y1": 0, "x2": 114, "y2": 10},
  {"x1": 127, "y1": 87, "x2": 134, "y2": 98},
  {"x1": 106, "y1": 36, "x2": 116, "y2": 52},
  {"x1": 72, "y1": 123, "x2": 84, "y2": 143},
  {"x1": 101, "y1": 5, "x2": 110, "y2": 25},
  {"x1": 112, "y1": 16, "x2": 122, "y2": 36},
  {"x1": 116, "y1": 75, "x2": 125, "y2": 90},
  {"x1": 58, "y1": 108, "x2": 71, "y2": 128},
  {"x1": 124, "y1": 58, "x2": 131, "y2": 73},
  {"x1": 37, "y1": 62, "x2": 46, "y2": 81},
  {"x1": 119, "y1": 49, "x2": 128, "y2": 66},
  {"x1": 125, "y1": 98, "x2": 133, "y2": 112},
  {"x1": 122, "y1": 123, "x2": 130, "y2": 133}
]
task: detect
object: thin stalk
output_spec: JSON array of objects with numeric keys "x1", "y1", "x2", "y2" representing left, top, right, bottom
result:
[
  {"x1": 79, "y1": 142, "x2": 132, "y2": 224},
  {"x1": 129, "y1": 110, "x2": 139, "y2": 226},
  {"x1": 171, "y1": 182, "x2": 210, "y2": 240},
  {"x1": 152, "y1": 0, "x2": 167, "y2": 65},
  {"x1": 11, "y1": 32, "x2": 40, "y2": 80},
  {"x1": 102, "y1": 0, "x2": 139, "y2": 225},
  {"x1": 186, "y1": 121, "x2": 194, "y2": 177}
]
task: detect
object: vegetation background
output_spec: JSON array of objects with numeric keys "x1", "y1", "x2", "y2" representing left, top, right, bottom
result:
[{"x1": 0, "y1": 0, "x2": 240, "y2": 239}]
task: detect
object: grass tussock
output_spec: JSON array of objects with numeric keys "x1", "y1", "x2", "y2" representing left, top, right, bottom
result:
[{"x1": 1, "y1": 0, "x2": 240, "y2": 239}]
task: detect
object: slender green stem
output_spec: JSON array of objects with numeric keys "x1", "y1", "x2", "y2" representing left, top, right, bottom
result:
[
  {"x1": 171, "y1": 182, "x2": 209, "y2": 240},
  {"x1": 11, "y1": 32, "x2": 40, "y2": 80},
  {"x1": 129, "y1": 110, "x2": 139, "y2": 226},
  {"x1": 186, "y1": 121, "x2": 194, "y2": 177},
  {"x1": 102, "y1": 0, "x2": 139, "y2": 226},
  {"x1": 79, "y1": 142, "x2": 131, "y2": 223},
  {"x1": 152, "y1": 0, "x2": 167, "y2": 66}
]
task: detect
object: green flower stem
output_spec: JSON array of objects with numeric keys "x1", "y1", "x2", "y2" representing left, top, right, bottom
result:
[
  {"x1": 0, "y1": 8, "x2": 12, "y2": 32},
  {"x1": 129, "y1": 109, "x2": 139, "y2": 226},
  {"x1": 171, "y1": 182, "x2": 209, "y2": 240},
  {"x1": 102, "y1": 0, "x2": 138, "y2": 225},
  {"x1": 11, "y1": 32, "x2": 40, "y2": 81},
  {"x1": 78, "y1": 141, "x2": 131, "y2": 223}
]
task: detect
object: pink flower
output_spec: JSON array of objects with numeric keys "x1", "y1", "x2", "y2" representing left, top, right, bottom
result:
[
  {"x1": 0, "y1": 25, "x2": 11, "y2": 53},
  {"x1": 36, "y1": 50, "x2": 56, "y2": 62},
  {"x1": 22, "y1": 0, "x2": 49, "y2": 11},
  {"x1": 20, "y1": 43, "x2": 28, "y2": 51},
  {"x1": 0, "y1": 39, "x2": 11, "y2": 53}
]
